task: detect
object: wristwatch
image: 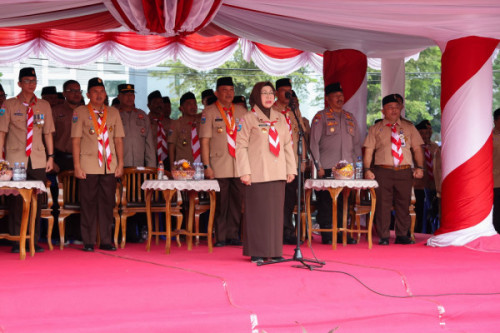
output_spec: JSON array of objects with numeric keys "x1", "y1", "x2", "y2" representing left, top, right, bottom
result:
[{"x1": 203, "y1": 164, "x2": 210, "y2": 170}]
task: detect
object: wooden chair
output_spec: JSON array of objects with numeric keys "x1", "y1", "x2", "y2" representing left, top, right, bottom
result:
[
  {"x1": 41, "y1": 180, "x2": 55, "y2": 250},
  {"x1": 116, "y1": 167, "x2": 183, "y2": 249},
  {"x1": 191, "y1": 192, "x2": 211, "y2": 246},
  {"x1": 57, "y1": 170, "x2": 120, "y2": 250}
]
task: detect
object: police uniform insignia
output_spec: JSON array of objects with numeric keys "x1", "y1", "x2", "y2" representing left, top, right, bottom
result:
[
  {"x1": 141, "y1": 127, "x2": 145, "y2": 134},
  {"x1": 182, "y1": 139, "x2": 187, "y2": 146},
  {"x1": 127, "y1": 85, "x2": 131, "y2": 89},
  {"x1": 329, "y1": 127, "x2": 335, "y2": 133},
  {"x1": 0, "y1": 108, "x2": 5, "y2": 116},
  {"x1": 348, "y1": 127, "x2": 354, "y2": 134},
  {"x1": 347, "y1": 121, "x2": 354, "y2": 127},
  {"x1": 327, "y1": 121, "x2": 334, "y2": 126},
  {"x1": 138, "y1": 114, "x2": 144, "y2": 119},
  {"x1": 313, "y1": 114, "x2": 321, "y2": 124},
  {"x1": 344, "y1": 111, "x2": 352, "y2": 120}
]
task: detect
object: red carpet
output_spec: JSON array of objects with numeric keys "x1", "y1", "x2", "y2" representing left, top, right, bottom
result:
[{"x1": 2, "y1": 233, "x2": 500, "y2": 332}]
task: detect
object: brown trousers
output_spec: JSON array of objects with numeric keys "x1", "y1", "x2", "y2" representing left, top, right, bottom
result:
[
  {"x1": 79, "y1": 174, "x2": 116, "y2": 245},
  {"x1": 283, "y1": 177, "x2": 298, "y2": 238},
  {"x1": 373, "y1": 167, "x2": 413, "y2": 239},
  {"x1": 215, "y1": 177, "x2": 244, "y2": 242},
  {"x1": 8, "y1": 163, "x2": 46, "y2": 241}
]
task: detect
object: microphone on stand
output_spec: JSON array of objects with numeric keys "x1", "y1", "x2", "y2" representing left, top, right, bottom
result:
[{"x1": 284, "y1": 91, "x2": 296, "y2": 111}]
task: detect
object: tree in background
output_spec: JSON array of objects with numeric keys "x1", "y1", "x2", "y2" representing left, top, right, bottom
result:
[{"x1": 151, "y1": 47, "x2": 320, "y2": 119}]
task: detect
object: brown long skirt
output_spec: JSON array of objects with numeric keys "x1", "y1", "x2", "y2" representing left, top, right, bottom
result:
[{"x1": 243, "y1": 180, "x2": 286, "y2": 258}]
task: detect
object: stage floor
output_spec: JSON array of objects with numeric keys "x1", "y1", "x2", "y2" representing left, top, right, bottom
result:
[{"x1": 2, "y1": 233, "x2": 500, "y2": 332}]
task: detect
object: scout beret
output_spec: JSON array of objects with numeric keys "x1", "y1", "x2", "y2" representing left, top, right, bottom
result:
[
  {"x1": 88, "y1": 77, "x2": 105, "y2": 90},
  {"x1": 148, "y1": 90, "x2": 162, "y2": 104},
  {"x1": 118, "y1": 84, "x2": 135, "y2": 94},
  {"x1": 41, "y1": 86, "x2": 57, "y2": 95},
  {"x1": 415, "y1": 120, "x2": 432, "y2": 130},
  {"x1": 382, "y1": 93, "x2": 403, "y2": 106},
  {"x1": 325, "y1": 82, "x2": 343, "y2": 95},
  {"x1": 216, "y1": 77, "x2": 234, "y2": 88},
  {"x1": 19, "y1": 67, "x2": 37, "y2": 81},
  {"x1": 163, "y1": 96, "x2": 170, "y2": 104},
  {"x1": 233, "y1": 95, "x2": 246, "y2": 104},
  {"x1": 201, "y1": 89, "x2": 214, "y2": 100},
  {"x1": 180, "y1": 92, "x2": 196, "y2": 105},
  {"x1": 276, "y1": 78, "x2": 292, "y2": 90},
  {"x1": 0, "y1": 84, "x2": 4, "y2": 93}
]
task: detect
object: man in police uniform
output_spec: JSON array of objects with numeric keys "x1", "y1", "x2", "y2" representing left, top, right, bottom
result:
[
  {"x1": 413, "y1": 119, "x2": 439, "y2": 233},
  {"x1": 364, "y1": 94, "x2": 424, "y2": 245},
  {"x1": 272, "y1": 78, "x2": 307, "y2": 244},
  {"x1": 52, "y1": 80, "x2": 82, "y2": 172},
  {"x1": 41, "y1": 86, "x2": 59, "y2": 108},
  {"x1": 118, "y1": 84, "x2": 155, "y2": 167},
  {"x1": 71, "y1": 77, "x2": 124, "y2": 252},
  {"x1": 0, "y1": 67, "x2": 55, "y2": 253},
  {"x1": 148, "y1": 90, "x2": 171, "y2": 168},
  {"x1": 167, "y1": 92, "x2": 201, "y2": 167},
  {"x1": 200, "y1": 77, "x2": 247, "y2": 247},
  {"x1": 310, "y1": 82, "x2": 361, "y2": 245}
]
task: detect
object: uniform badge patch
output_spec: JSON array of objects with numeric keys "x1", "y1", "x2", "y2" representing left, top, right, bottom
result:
[
  {"x1": 138, "y1": 114, "x2": 144, "y2": 119},
  {"x1": 0, "y1": 108, "x2": 4, "y2": 116},
  {"x1": 201, "y1": 117, "x2": 206, "y2": 124},
  {"x1": 141, "y1": 127, "x2": 145, "y2": 134},
  {"x1": 73, "y1": 114, "x2": 78, "y2": 123},
  {"x1": 237, "y1": 124, "x2": 242, "y2": 132}
]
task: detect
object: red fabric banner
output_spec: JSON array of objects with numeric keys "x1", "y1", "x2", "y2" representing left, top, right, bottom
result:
[
  {"x1": 323, "y1": 49, "x2": 367, "y2": 103},
  {"x1": 12, "y1": 11, "x2": 121, "y2": 32},
  {"x1": 254, "y1": 43, "x2": 303, "y2": 59},
  {"x1": 143, "y1": 0, "x2": 166, "y2": 33}
]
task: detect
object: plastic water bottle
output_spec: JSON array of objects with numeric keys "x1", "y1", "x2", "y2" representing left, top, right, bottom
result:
[
  {"x1": 13, "y1": 162, "x2": 20, "y2": 181},
  {"x1": 355, "y1": 156, "x2": 363, "y2": 179},
  {"x1": 157, "y1": 160, "x2": 164, "y2": 180},
  {"x1": 20, "y1": 162, "x2": 26, "y2": 181},
  {"x1": 194, "y1": 163, "x2": 204, "y2": 180}
]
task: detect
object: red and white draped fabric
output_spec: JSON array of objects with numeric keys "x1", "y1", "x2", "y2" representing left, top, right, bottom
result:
[
  {"x1": 388, "y1": 123, "x2": 403, "y2": 166},
  {"x1": 427, "y1": 36, "x2": 499, "y2": 248},
  {"x1": 20, "y1": 97, "x2": 36, "y2": 157},
  {"x1": 323, "y1": 49, "x2": 368, "y2": 138},
  {"x1": 105, "y1": 0, "x2": 223, "y2": 37},
  {"x1": 424, "y1": 146, "x2": 434, "y2": 180},
  {"x1": 96, "y1": 114, "x2": 112, "y2": 170},
  {"x1": 191, "y1": 123, "x2": 201, "y2": 163},
  {"x1": 155, "y1": 118, "x2": 168, "y2": 162}
]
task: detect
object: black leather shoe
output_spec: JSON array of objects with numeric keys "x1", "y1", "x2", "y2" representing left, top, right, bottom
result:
[
  {"x1": 34, "y1": 244, "x2": 45, "y2": 253},
  {"x1": 283, "y1": 236, "x2": 298, "y2": 245},
  {"x1": 346, "y1": 237, "x2": 357, "y2": 245},
  {"x1": 271, "y1": 256, "x2": 284, "y2": 262},
  {"x1": 251, "y1": 256, "x2": 264, "y2": 263},
  {"x1": 227, "y1": 239, "x2": 242, "y2": 246},
  {"x1": 83, "y1": 244, "x2": 94, "y2": 252},
  {"x1": 395, "y1": 236, "x2": 415, "y2": 245},
  {"x1": 11, "y1": 245, "x2": 20, "y2": 253},
  {"x1": 99, "y1": 244, "x2": 117, "y2": 251},
  {"x1": 321, "y1": 238, "x2": 332, "y2": 245},
  {"x1": 214, "y1": 241, "x2": 225, "y2": 247},
  {"x1": 378, "y1": 238, "x2": 389, "y2": 245}
]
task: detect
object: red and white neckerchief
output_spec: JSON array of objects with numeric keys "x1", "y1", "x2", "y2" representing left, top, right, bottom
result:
[
  {"x1": 424, "y1": 145, "x2": 434, "y2": 180},
  {"x1": 18, "y1": 95, "x2": 36, "y2": 157},
  {"x1": 88, "y1": 104, "x2": 111, "y2": 170},
  {"x1": 154, "y1": 117, "x2": 168, "y2": 161},
  {"x1": 251, "y1": 108, "x2": 280, "y2": 157},
  {"x1": 387, "y1": 123, "x2": 403, "y2": 166},
  {"x1": 275, "y1": 102, "x2": 293, "y2": 147},
  {"x1": 215, "y1": 101, "x2": 237, "y2": 158},
  {"x1": 190, "y1": 122, "x2": 201, "y2": 163}
]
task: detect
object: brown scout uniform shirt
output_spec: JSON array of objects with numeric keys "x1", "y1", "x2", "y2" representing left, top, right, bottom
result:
[
  {"x1": 493, "y1": 128, "x2": 500, "y2": 188},
  {"x1": 199, "y1": 103, "x2": 247, "y2": 178},
  {"x1": 271, "y1": 101, "x2": 305, "y2": 164},
  {"x1": 119, "y1": 108, "x2": 156, "y2": 167},
  {"x1": 310, "y1": 108, "x2": 362, "y2": 169},
  {"x1": 413, "y1": 141, "x2": 439, "y2": 190},
  {"x1": 236, "y1": 106, "x2": 297, "y2": 183},
  {"x1": 168, "y1": 115, "x2": 201, "y2": 163},
  {"x1": 0, "y1": 95, "x2": 55, "y2": 169},
  {"x1": 52, "y1": 101, "x2": 75, "y2": 154},
  {"x1": 363, "y1": 118, "x2": 424, "y2": 166},
  {"x1": 71, "y1": 105, "x2": 125, "y2": 174}
]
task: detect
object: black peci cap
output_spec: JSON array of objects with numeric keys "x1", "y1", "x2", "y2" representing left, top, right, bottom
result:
[
  {"x1": 216, "y1": 77, "x2": 234, "y2": 88},
  {"x1": 233, "y1": 95, "x2": 246, "y2": 104},
  {"x1": 382, "y1": 93, "x2": 403, "y2": 106},
  {"x1": 275, "y1": 78, "x2": 292, "y2": 90},
  {"x1": 415, "y1": 120, "x2": 432, "y2": 130},
  {"x1": 325, "y1": 82, "x2": 343, "y2": 95},
  {"x1": 163, "y1": 96, "x2": 170, "y2": 104},
  {"x1": 41, "y1": 86, "x2": 57, "y2": 95},
  {"x1": 88, "y1": 77, "x2": 105, "y2": 90},
  {"x1": 19, "y1": 67, "x2": 37, "y2": 81},
  {"x1": 180, "y1": 92, "x2": 196, "y2": 105},
  {"x1": 201, "y1": 89, "x2": 215, "y2": 100},
  {"x1": 147, "y1": 90, "x2": 162, "y2": 104}
]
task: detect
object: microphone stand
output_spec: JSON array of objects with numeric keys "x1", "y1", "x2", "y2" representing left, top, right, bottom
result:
[{"x1": 259, "y1": 98, "x2": 325, "y2": 270}]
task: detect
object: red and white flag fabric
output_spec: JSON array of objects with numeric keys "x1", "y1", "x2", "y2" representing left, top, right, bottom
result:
[{"x1": 191, "y1": 123, "x2": 201, "y2": 163}]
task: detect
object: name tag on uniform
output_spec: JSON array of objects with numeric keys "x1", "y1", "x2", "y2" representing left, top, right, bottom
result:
[
  {"x1": 258, "y1": 123, "x2": 269, "y2": 127},
  {"x1": 215, "y1": 118, "x2": 223, "y2": 122},
  {"x1": 14, "y1": 111, "x2": 23, "y2": 116},
  {"x1": 400, "y1": 131, "x2": 406, "y2": 147}
]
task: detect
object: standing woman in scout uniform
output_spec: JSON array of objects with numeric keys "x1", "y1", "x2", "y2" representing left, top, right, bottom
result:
[
  {"x1": 310, "y1": 82, "x2": 361, "y2": 245},
  {"x1": 0, "y1": 67, "x2": 55, "y2": 253},
  {"x1": 363, "y1": 94, "x2": 424, "y2": 245},
  {"x1": 71, "y1": 77, "x2": 125, "y2": 252},
  {"x1": 167, "y1": 92, "x2": 201, "y2": 168},
  {"x1": 118, "y1": 83, "x2": 155, "y2": 167},
  {"x1": 199, "y1": 77, "x2": 247, "y2": 247},
  {"x1": 236, "y1": 81, "x2": 297, "y2": 264}
]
